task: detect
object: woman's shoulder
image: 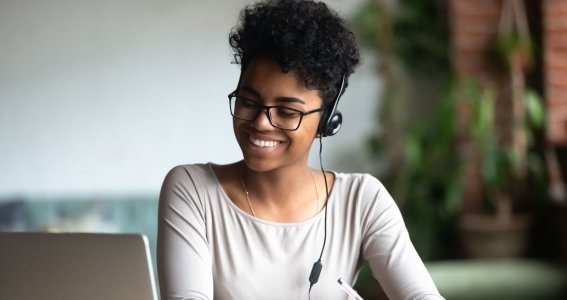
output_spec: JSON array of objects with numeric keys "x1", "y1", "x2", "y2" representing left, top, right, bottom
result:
[
  {"x1": 165, "y1": 162, "x2": 212, "y2": 175},
  {"x1": 333, "y1": 171, "x2": 386, "y2": 190},
  {"x1": 162, "y1": 162, "x2": 243, "y2": 189},
  {"x1": 162, "y1": 163, "x2": 217, "y2": 187},
  {"x1": 333, "y1": 172, "x2": 401, "y2": 228},
  {"x1": 332, "y1": 171, "x2": 393, "y2": 207}
]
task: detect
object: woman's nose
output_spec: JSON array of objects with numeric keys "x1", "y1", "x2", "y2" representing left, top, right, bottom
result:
[{"x1": 251, "y1": 108, "x2": 274, "y2": 129}]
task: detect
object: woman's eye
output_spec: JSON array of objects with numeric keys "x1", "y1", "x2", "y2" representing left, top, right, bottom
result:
[
  {"x1": 276, "y1": 108, "x2": 300, "y2": 118},
  {"x1": 239, "y1": 98, "x2": 257, "y2": 108}
]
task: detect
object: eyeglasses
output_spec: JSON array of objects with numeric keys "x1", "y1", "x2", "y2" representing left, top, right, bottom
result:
[{"x1": 228, "y1": 92, "x2": 324, "y2": 131}]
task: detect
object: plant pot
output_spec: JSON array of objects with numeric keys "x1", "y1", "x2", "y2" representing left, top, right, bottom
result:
[{"x1": 459, "y1": 214, "x2": 531, "y2": 259}]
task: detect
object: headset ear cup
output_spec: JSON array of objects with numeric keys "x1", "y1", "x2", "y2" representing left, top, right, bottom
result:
[
  {"x1": 326, "y1": 111, "x2": 342, "y2": 136},
  {"x1": 319, "y1": 74, "x2": 347, "y2": 137}
]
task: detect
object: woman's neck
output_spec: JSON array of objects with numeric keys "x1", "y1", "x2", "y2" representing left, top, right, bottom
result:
[{"x1": 241, "y1": 161, "x2": 322, "y2": 221}]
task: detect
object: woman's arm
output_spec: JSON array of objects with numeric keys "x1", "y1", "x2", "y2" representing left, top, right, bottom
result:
[
  {"x1": 157, "y1": 166, "x2": 213, "y2": 300},
  {"x1": 360, "y1": 176, "x2": 444, "y2": 300}
]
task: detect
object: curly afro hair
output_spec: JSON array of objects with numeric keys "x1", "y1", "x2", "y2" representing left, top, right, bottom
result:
[{"x1": 229, "y1": 0, "x2": 360, "y2": 105}]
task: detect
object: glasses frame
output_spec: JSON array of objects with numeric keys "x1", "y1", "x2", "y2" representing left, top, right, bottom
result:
[{"x1": 228, "y1": 91, "x2": 325, "y2": 131}]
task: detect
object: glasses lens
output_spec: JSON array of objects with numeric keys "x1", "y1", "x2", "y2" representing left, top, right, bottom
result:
[
  {"x1": 230, "y1": 97, "x2": 257, "y2": 120},
  {"x1": 270, "y1": 107, "x2": 302, "y2": 130}
]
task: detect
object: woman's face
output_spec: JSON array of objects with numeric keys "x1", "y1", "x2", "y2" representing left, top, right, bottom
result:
[{"x1": 233, "y1": 58, "x2": 323, "y2": 172}]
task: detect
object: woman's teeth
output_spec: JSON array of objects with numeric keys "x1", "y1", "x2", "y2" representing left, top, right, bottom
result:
[{"x1": 250, "y1": 137, "x2": 280, "y2": 147}]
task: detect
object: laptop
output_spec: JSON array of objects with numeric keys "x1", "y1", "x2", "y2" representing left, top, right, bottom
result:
[{"x1": 0, "y1": 232, "x2": 158, "y2": 300}]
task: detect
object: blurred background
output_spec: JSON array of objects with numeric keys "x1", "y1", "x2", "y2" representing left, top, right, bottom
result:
[{"x1": 1, "y1": 0, "x2": 566, "y2": 299}]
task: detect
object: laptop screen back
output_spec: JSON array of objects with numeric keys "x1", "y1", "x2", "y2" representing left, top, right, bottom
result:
[{"x1": 0, "y1": 232, "x2": 158, "y2": 300}]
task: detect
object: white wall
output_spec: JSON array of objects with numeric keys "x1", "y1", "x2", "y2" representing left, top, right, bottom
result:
[{"x1": 0, "y1": 0, "x2": 381, "y2": 199}]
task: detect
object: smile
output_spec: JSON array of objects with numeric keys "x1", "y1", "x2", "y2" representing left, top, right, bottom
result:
[{"x1": 249, "y1": 136, "x2": 281, "y2": 148}]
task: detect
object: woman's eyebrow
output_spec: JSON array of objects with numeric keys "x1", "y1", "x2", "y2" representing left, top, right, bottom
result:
[
  {"x1": 240, "y1": 85, "x2": 260, "y2": 97},
  {"x1": 240, "y1": 85, "x2": 306, "y2": 104},
  {"x1": 275, "y1": 96, "x2": 305, "y2": 104}
]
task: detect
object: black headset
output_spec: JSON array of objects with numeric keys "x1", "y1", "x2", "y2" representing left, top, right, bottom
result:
[{"x1": 317, "y1": 75, "x2": 346, "y2": 137}]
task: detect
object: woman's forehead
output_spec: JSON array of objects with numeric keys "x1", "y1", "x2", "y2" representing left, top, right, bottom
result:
[{"x1": 240, "y1": 59, "x2": 317, "y2": 94}]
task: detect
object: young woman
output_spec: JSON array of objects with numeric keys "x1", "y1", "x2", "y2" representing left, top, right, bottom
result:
[{"x1": 157, "y1": 0, "x2": 443, "y2": 299}]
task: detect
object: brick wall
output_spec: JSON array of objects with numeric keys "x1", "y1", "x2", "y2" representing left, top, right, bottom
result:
[
  {"x1": 450, "y1": 0, "x2": 502, "y2": 83},
  {"x1": 545, "y1": 0, "x2": 567, "y2": 145}
]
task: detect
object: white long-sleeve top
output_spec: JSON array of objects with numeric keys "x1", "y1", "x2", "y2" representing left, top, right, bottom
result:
[{"x1": 157, "y1": 163, "x2": 443, "y2": 300}]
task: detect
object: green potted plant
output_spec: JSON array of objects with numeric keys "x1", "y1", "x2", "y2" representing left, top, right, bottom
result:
[
  {"x1": 456, "y1": 0, "x2": 546, "y2": 258},
  {"x1": 457, "y1": 78, "x2": 545, "y2": 258}
]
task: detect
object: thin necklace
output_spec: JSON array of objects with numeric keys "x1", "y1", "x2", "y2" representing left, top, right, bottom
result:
[
  {"x1": 240, "y1": 164, "x2": 320, "y2": 218},
  {"x1": 240, "y1": 164, "x2": 256, "y2": 217}
]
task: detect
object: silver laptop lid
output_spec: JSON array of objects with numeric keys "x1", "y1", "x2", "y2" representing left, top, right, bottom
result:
[{"x1": 0, "y1": 232, "x2": 158, "y2": 300}]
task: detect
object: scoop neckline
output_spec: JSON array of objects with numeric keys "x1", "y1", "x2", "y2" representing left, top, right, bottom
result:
[{"x1": 206, "y1": 162, "x2": 339, "y2": 227}]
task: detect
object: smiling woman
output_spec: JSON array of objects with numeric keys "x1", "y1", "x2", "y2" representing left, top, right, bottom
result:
[
  {"x1": 230, "y1": 58, "x2": 326, "y2": 173},
  {"x1": 156, "y1": 1, "x2": 444, "y2": 299}
]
